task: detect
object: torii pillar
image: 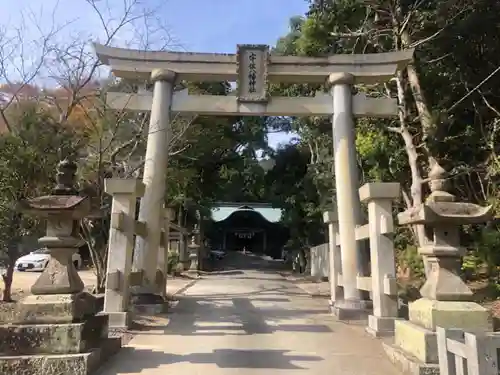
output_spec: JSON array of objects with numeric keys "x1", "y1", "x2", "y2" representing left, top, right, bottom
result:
[
  {"x1": 131, "y1": 69, "x2": 175, "y2": 303},
  {"x1": 327, "y1": 72, "x2": 367, "y2": 318}
]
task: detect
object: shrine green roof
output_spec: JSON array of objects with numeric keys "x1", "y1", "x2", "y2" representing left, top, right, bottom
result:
[{"x1": 211, "y1": 203, "x2": 282, "y2": 223}]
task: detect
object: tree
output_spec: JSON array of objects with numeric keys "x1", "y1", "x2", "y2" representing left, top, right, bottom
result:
[
  {"x1": 0, "y1": 107, "x2": 80, "y2": 301},
  {"x1": 0, "y1": 0, "x2": 185, "y2": 293},
  {"x1": 276, "y1": 4, "x2": 498, "y2": 209},
  {"x1": 266, "y1": 144, "x2": 324, "y2": 248},
  {"x1": 302, "y1": 0, "x2": 500, "y2": 242},
  {"x1": 268, "y1": 2, "x2": 500, "y2": 279}
]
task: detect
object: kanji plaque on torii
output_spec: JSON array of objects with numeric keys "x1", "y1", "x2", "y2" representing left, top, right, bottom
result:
[{"x1": 236, "y1": 44, "x2": 269, "y2": 103}]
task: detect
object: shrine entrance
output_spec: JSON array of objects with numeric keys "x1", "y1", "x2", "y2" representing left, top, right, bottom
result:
[
  {"x1": 93, "y1": 42, "x2": 413, "y2": 308},
  {"x1": 207, "y1": 203, "x2": 288, "y2": 258},
  {"x1": 229, "y1": 231, "x2": 262, "y2": 253}
]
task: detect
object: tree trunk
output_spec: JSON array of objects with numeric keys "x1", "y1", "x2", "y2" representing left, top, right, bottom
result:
[
  {"x1": 82, "y1": 218, "x2": 108, "y2": 294},
  {"x1": 4, "y1": 212, "x2": 23, "y2": 302},
  {"x1": 398, "y1": 23, "x2": 442, "y2": 279},
  {"x1": 390, "y1": 15, "x2": 431, "y2": 274},
  {"x1": 393, "y1": 70, "x2": 426, "y2": 234},
  {"x1": 1, "y1": 264, "x2": 14, "y2": 302},
  {"x1": 400, "y1": 30, "x2": 441, "y2": 166}
]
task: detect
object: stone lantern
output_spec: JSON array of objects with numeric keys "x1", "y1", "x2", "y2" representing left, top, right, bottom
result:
[
  {"x1": 0, "y1": 159, "x2": 119, "y2": 374},
  {"x1": 399, "y1": 162, "x2": 492, "y2": 302},
  {"x1": 188, "y1": 219, "x2": 201, "y2": 271},
  {"x1": 385, "y1": 161, "x2": 493, "y2": 372},
  {"x1": 18, "y1": 159, "x2": 92, "y2": 307}
]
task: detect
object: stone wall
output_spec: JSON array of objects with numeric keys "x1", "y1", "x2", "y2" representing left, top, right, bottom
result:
[{"x1": 310, "y1": 243, "x2": 329, "y2": 280}]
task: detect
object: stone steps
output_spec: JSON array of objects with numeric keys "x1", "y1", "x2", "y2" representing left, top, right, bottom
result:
[{"x1": 0, "y1": 336, "x2": 121, "y2": 375}]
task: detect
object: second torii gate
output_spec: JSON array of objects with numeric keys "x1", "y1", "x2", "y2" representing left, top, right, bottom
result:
[{"x1": 93, "y1": 43, "x2": 413, "y2": 315}]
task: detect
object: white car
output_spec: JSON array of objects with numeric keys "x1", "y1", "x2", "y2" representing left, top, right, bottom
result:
[{"x1": 15, "y1": 248, "x2": 82, "y2": 271}]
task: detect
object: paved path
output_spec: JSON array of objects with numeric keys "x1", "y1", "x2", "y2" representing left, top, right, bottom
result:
[{"x1": 98, "y1": 253, "x2": 401, "y2": 375}]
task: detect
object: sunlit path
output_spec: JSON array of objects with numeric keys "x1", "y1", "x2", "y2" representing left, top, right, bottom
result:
[{"x1": 97, "y1": 253, "x2": 401, "y2": 375}]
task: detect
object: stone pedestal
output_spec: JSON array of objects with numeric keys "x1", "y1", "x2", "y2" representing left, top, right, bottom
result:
[
  {"x1": 323, "y1": 210, "x2": 343, "y2": 309},
  {"x1": 386, "y1": 301, "x2": 491, "y2": 374},
  {"x1": 0, "y1": 160, "x2": 120, "y2": 375},
  {"x1": 386, "y1": 299, "x2": 491, "y2": 374},
  {"x1": 384, "y1": 162, "x2": 494, "y2": 375},
  {"x1": 102, "y1": 178, "x2": 144, "y2": 329},
  {"x1": 360, "y1": 182, "x2": 401, "y2": 337},
  {"x1": 0, "y1": 300, "x2": 120, "y2": 375}
]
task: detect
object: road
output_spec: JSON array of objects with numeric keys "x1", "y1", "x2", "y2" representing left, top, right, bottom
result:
[{"x1": 98, "y1": 252, "x2": 401, "y2": 375}]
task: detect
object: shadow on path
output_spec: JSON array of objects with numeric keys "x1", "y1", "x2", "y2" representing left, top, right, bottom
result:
[
  {"x1": 97, "y1": 250, "x2": 403, "y2": 375},
  {"x1": 135, "y1": 293, "x2": 332, "y2": 337},
  {"x1": 100, "y1": 348, "x2": 323, "y2": 374}
]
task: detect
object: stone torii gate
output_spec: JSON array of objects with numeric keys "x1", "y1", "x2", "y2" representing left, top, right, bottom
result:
[{"x1": 93, "y1": 43, "x2": 413, "y2": 313}]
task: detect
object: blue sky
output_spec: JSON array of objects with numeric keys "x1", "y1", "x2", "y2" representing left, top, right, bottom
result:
[
  {"x1": 163, "y1": 0, "x2": 308, "y2": 53},
  {"x1": 1, "y1": 0, "x2": 307, "y2": 148},
  {"x1": 162, "y1": 0, "x2": 308, "y2": 148}
]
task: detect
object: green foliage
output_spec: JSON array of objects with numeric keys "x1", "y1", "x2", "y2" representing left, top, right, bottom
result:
[
  {"x1": 0, "y1": 108, "x2": 80, "y2": 263},
  {"x1": 473, "y1": 228, "x2": 500, "y2": 278},
  {"x1": 461, "y1": 253, "x2": 482, "y2": 280},
  {"x1": 265, "y1": 144, "x2": 325, "y2": 247},
  {"x1": 397, "y1": 245, "x2": 425, "y2": 280},
  {"x1": 167, "y1": 251, "x2": 180, "y2": 274},
  {"x1": 0, "y1": 106, "x2": 83, "y2": 300},
  {"x1": 269, "y1": 0, "x2": 500, "y2": 278},
  {"x1": 164, "y1": 82, "x2": 274, "y2": 213}
]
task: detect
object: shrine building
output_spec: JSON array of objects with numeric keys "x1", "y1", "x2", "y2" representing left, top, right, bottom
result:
[{"x1": 206, "y1": 203, "x2": 289, "y2": 259}]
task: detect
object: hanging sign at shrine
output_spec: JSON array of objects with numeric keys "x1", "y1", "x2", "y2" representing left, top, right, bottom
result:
[
  {"x1": 235, "y1": 231, "x2": 255, "y2": 239},
  {"x1": 236, "y1": 44, "x2": 269, "y2": 103}
]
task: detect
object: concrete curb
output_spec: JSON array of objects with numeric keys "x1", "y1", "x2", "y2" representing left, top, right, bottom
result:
[
  {"x1": 297, "y1": 285, "x2": 330, "y2": 299},
  {"x1": 277, "y1": 271, "x2": 299, "y2": 281},
  {"x1": 171, "y1": 277, "x2": 200, "y2": 296},
  {"x1": 276, "y1": 271, "x2": 314, "y2": 285},
  {"x1": 277, "y1": 271, "x2": 330, "y2": 298}
]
